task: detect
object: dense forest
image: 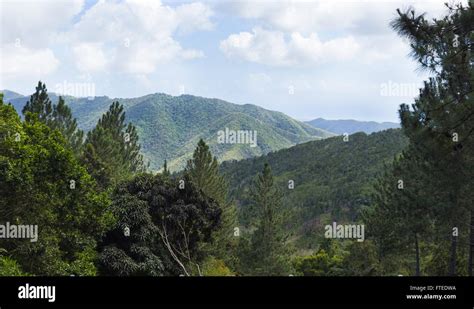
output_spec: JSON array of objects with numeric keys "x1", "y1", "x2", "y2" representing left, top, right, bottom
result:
[
  {"x1": 220, "y1": 129, "x2": 408, "y2": 248},
  {"x1": 0, "y1": 2, "x2": 473, "y2": 276}
]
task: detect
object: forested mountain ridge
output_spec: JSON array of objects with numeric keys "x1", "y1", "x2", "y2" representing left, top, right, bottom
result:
[
  {"x1": 4, "y1": 91, "x2": 334, "y2": 171},
  {"x1": 306, "y1": 117, "x2": 399, "y2": 135},
  {"x1": 220, "y1": 129, "x2": 408, "y2": 248}
]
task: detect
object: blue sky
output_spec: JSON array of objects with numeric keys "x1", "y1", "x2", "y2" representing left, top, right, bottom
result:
[{"x1": 0, "y1": 0, "x2": 467, "y2": 122}]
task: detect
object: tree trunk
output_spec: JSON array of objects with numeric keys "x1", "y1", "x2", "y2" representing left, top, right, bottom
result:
[
  {"x1": 415, "y1": 233, "x2": 420, "y2": 276},
  {"x1": 449, "y1": 230, "x2": 457, "y2": 276}
]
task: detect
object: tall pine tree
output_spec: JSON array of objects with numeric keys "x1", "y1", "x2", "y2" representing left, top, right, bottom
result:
[
  {"x1": 22, "y1": 81, "x2": 84, "y2": 154},
  {"x1": 22, "y1": 81, "x2": 52, "y2": 123},
  {"x1": 50, "y1": 96, "x2": 84, "y2": 155},
  {"x1": 185, "y1": 139, "x2": 238, "y2": 267},
  {"x1": 243, "y1": 163, "x2": 293, "y2": 275},
  {"x1": 83, "y1": 101, "x2": 145, "y2": 190},
  {"x1": 391, "y1": 2, "x2": 474, "y2": 275}
]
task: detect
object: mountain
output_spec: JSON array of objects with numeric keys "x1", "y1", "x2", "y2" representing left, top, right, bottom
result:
[
  {"x1": 1, "y1": 90, "x2": 24, "y2": 102},
  {"x1": 3, "y1": 91, "x2": 335, "y2": 171},
  {"x1": 220, "y1": 129, "x2": 408, "y2": 249},
  {"x1": 305, "y1": 117, "x2": 399, "y2": 135}
]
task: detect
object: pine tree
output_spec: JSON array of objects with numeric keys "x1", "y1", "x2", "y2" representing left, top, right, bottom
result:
[
  {"x1": 22, "y1": 81, "x2": 53, "y2": 123},
  {"x1": 185, "y1": 139, "x2": 238, "y2": 267},
  {"x1": 162, "y1": 159, "x2": 171, "y2": 178},
  {"x1": 51, "y1": 96, "x2": 84, "y2": 154},
  {"x1": 392, "y1": 2, "x2": 474, "y2": 275},
  {"x1": 365, "y1": 148, "x2": 435, "y2": 275},
  {"x1": 22, "y1": 82, "x2": 84, "y2": 154},
  {"x1": 83, "y1": 101, "x2": 145, "y2": 189},
  {"x1": 245, "y1": 163, "x2": 292, "y2": 275}
]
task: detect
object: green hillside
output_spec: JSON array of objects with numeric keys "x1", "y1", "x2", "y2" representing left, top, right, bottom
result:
[
  {"x1": 220, "y1": 129, "x2": 408, "y2": 249},
  {"x1": 5, "y1": 92, "x2": 334, "y2": 171}
]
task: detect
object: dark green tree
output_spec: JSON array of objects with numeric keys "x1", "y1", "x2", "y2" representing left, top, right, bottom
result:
[
  {"x1": 99, "y1": 173, "x2": 222, "y2": 276},
  {"x1": 392, "y1": 1, "x2": 474, "y2": 275},
  {"x1": 50, "y1": 96, "x2": 84, "y2": 154},
  {"x1": 185, "y1": 139, "x2": 238, "y2": 267},
  {"x1": 0, "y1": 96, "x2": 113, "y2": 275},
  {"x1": 22, "y1": 81, "x2": 52, "y2": 123},
  {"x1": 83, "y1": 101, "x2": 145, "y2": 190},
  {"x1": 162, "y1": 159, "x2": 171, "y2": 178},
  {"x1": 365, "y1": 149, "x2": 435, "y2": 276},
  {"x1": 242, "y1": 163, "x2": 293, "y2": 275},
  {"x1": 22, "y1": 82, "x2": 84, "y2": 154}
]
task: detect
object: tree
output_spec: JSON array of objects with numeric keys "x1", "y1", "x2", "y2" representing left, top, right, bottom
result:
[
  {"x1": 83, "y1": 101, "x2": 145, "y2": 189},
  {"x1": 242, "y1": 163, "x2": 293, "y2": 275},
  {"x1": 392, "y1": 2, "x2": 474, "y2": 275},
  {"x1": 99, "y1": 173, "x2": 222, "y2": 276},
  {"x1": 22, "y1": 81, "x2": 52, "y2": 123},
  {"x1": 365, "y1": 149, "x2": 435, "y2": 276},
  {"x1": 0, "y1": 96, "x2": 113, "y2": 275},
  {"x1": 50, "y1": 96, "x2": 84, "y2": 155},
  {"x1": 22, "y1": 82, "x2": 84, "y2": 154},
  {"x1": 162, "y1": 159, "x2": 171, "y2": 178},
  {"x1": 0, "y1": 249, "x2": 27, "y2": 276},
  {"x1": 185, "y1": 139, "x2": 238, "y2": 267},
  {"x1": 293, "y1": 249, "x2": 344, "y2": 276}
]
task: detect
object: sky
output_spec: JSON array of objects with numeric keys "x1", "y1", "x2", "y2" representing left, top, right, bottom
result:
[{"x1": 0, "y1": 0, "x2": 468, "y2": 122}]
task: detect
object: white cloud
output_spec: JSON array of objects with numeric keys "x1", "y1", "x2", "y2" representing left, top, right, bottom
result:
[
  {"x1": 218, "y1": 0, "x2": 461, "y2": 67},
  {"x1": 0, "y1": 44, "x2": 59, "y2": 78},
  {"x1": 175, "y1": 2, "x2": 214, "y2": 34},
  {"x1": 72, "y1": 43, "x2": 108, "y2": 72},
  {"x1": 224, "y1": 0, "x2": 457, "y2": 34},
  {"x1": 0, "y1": 0, "x2": 82, "y2": 79},
  {"x1": 220, "y1": 28, "x2": 359, "y2": 66},
  {"x1": 68, "y1": 0, "x2": 212, "y2": 74},
  {"x1": 0, "y1": 0, "x2": 84, "y2": 47}
]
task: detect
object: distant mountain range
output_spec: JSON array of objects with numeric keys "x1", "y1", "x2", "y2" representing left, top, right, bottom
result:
[
  {"x1": 2, "y1": 90, "x2": 24, "y2": 102},
  {"x1": 2, "y1": 90, "x2": 334, "y2": 171},
  {"x1": 305, "y1": 117, "x2": 399, "y2": 135},
  {"x1": 2, "y1": 89, "x2": 400, "y2": 172}
]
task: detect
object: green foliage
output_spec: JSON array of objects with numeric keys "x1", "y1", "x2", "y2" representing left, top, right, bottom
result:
[
  {"x1": 22, "y1": 81, "x2": 53, "y2": 123},
  {"x1": 22, "y1": 81, "x2": 84, "y2": 154},
  {"x1": 0, "y1": 256, "x2": 27, "y2": 276},
  {"x1": 185, "y1": 139, "x2": 238, "y2": 267},
  {"x1": 8, "y1": 93, "x2": 334, "y2": 171},
  {"x1": 365, "y1": 2, "x2": 474, "y2": 276},
  {"x1": 162, "y1": 159, "x2": 171, "y2": 178},
  {"x1": 0, "y1": 97, "x2": 113, "y2": 276},
  {"x1": 222, "y1": 129, "x2": 408, "y2": 250},
  {"x1": 238, "y1": 163, "x2": 293, "y2": 275},
  {"x1": 341, "y1": 241, "x2": 381, "y2": 276},
  {"x1": 50, "y1": 96, "x2": 84, "y2": 155},
  {"x1": 201, "y1": 256, "x2": 234, "y2": 276},
  {"x1": 99, "y1": 173, "x2": 222, "y2": 276},
  {"x1": 293, "y1": 249, "x2": 344, "y2": 276},
  {"x1": 83, "y1": 101, "x2": 145, "y2": 190}
]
